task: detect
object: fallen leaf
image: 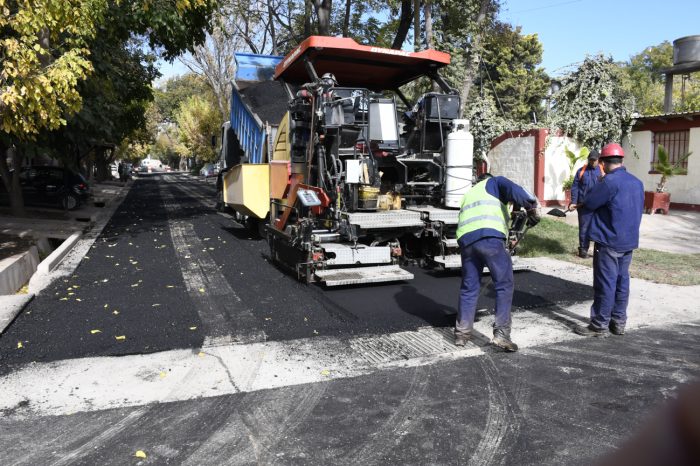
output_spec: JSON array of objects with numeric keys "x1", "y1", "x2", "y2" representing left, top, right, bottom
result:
[
  {"x1": 115, "y1": 335, "x2": 126, "y2": 341},
  {"x1": 198, "y1": 352, "x2": 205, "y2": 358},
  {"x1": 159, "y1": 371, "x2": 166, "y2": 379},
  {"x1": 189, "y1": 326, "x2": 197, "y2": 330},
  {"x1": 17, "y1": 341, "x2": 23, "y2": 349},
  {"x1": 320, "y1": 369, "x2": 330, "y2": 376},
  {"x1": 152, "y1": 304, "x2": 160, "y2": 307},
  {"x1": 104, "y1": 304, "x2": 109, "y2": 308},
  {"x1": 134, "y1": 450, "x2": 147, "y2": 459},
  {"x1": 198, "y1": 288, "x2": 205, "y2": 293},
  {"x1": 113, "y1": 310, "x2": 120, "y2": 315},
  {"x1": 60, "y1": 297, "x2": 68, "y2": 301},
  {"x1": 166, "y1": 285, "x2": 174, "y2": 288},
  {"x1": 102, "y1": 279, "x2": 109, "y2": 283},
  {"x1": 75, "y1": 298, "x2": 82, "y2": 302},
  {"x1": 90, "y1": 329, "x2": 101, "y2": 334},
  {"x1": 68, "y1": 292, "x2": 75, "y2": 296},
  {"x1": 67, "y1": 287, "x2": 73, "y2": 291},
  {"x1": 131, "y1": 283, "x2": 139, "y2": 287}
]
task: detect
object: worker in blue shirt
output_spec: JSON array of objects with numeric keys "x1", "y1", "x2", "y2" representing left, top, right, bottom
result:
[
  {"x1": 568, "y1": 149, "x2": 604, "y2": 258},
  {"x1": 575, "y1": 143, "x2": 644, "y2": 337},
  {"x1": 455, "y1": 173, "x2": 540, "y2": 352}
]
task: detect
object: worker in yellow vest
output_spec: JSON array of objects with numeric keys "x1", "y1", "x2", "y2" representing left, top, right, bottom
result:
[{"x1": 455, "y1": 173, "x2": 540, "y2": 352}]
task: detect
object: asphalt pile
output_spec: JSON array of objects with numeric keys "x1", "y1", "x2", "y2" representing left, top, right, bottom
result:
[{"x1": 239, "y1": 81, "x2": 289, "y2": 125}]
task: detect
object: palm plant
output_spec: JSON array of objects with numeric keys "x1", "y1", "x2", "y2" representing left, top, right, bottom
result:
[
  {"x1": 562, "y1": 146, "x2": 589, "y2": 191},
  {"x1": 654, "y1": 144, "x2": 692, "y2": 193}
]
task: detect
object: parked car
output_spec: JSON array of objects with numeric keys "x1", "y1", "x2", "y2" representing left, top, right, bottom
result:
[
  {"x1": 199, "y1": 163, "x2": 219, "y2": 178},
  {"x1": 0, "y1": 166, "x2": 90, "y2": 210}
]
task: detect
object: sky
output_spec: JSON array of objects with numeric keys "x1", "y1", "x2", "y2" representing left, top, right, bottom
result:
[
  {"x1": 500, "y1": 0, "x2": 700, "y2": 76},
  {"x1": 157, "y1": 0, "x2": 700, "y2": 82}
]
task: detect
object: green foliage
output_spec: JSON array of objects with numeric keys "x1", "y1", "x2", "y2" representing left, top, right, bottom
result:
[
  {"x1": 154, "y1": 73, "x2": 213, "y2": 123},
  {"x1": 622, "y1": 41, "x2": 700, "y2": 115},
  {"x1": 174, "y1": 95, "x2": 220, "y2": 163},
  {"x1": 548, "y1": 54, "x2": 636, "y2": 150},
  {"x1": 653, "y1": 144, "x2": 692, "y2": 193},
  {"x1": 479, "y1": 23, "x2": 550, "y2": 123},
  {"x1": 0, "y1": 0, "x2": 107, "y2": 141},
  {"x1": 561, "y1": 146, "x2": 589, "y2": 191}
]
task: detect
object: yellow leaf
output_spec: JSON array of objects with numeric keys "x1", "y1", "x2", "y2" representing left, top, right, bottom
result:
[
  {"x1": 198, "y1": 352, "x2": 205, "y2": 358},
  {"x1": 17, "y1": 341, "x2": 23, "y2": 349},
  {"x1": 104, "y1": 304, "x2": 109, "y2": 308},
  {"x1": 115, "y1": 335, "x2": 126, "y2": 341},
  {"x1": 134, "y1": 450, "x2": 147, "y2": 458},
  {"x1": 90, "y1": 329, "x2": 101, "y2": 334},
  {"x1": 166, "y1": 285, "x2": 174, "y2": 288},
  {"x1": 113, "y1": 310, "x2": 119, "y2": 315},
  {"x1": 159, "y1": 371, "x2": 166, "y2": 378},
  {"x1": 198, "y1": 288, "x2": 205, "y2": 293},
  {"x1": 320, "y1": 369, "x2": 330, "y2": 376},
  {"x1": 189, "y1": 326, "x2": 197, "y2": 330}
]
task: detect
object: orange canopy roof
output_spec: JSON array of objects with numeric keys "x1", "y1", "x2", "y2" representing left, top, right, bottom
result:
[{"x1": 274, "y1": 36, "x2": 451, "y2": 91}]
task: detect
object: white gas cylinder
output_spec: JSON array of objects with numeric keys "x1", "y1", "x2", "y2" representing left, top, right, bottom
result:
[{"x1": 444, "y1": 119, "x2": 473, "y2": 208}]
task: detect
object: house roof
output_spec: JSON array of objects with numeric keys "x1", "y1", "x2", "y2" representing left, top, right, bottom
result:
[{"x1": 633, "y1": 110, "x2": 700, "y2": 132}]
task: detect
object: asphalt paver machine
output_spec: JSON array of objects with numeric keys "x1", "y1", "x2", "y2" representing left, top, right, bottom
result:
[{"x1": 263, "y1": 36, "x2": 474, "y2": 286}]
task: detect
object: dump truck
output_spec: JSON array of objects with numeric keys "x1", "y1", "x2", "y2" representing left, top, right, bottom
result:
[{"x1": 217, "y1": 36, "x2": 526, "y2": 286}]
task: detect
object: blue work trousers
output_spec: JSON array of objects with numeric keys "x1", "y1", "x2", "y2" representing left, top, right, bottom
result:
[
  {"x1": 578, "y1": 209, "x2": 594, "y2": 251},
  {"x1": 590, "y1": 244, "x2": 633, "y2": 329},
  {"x1": 456, "y1": 237, "x2": 514, "y2": 334}
]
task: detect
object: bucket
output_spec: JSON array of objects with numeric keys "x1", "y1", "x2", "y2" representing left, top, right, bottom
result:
[{"x1": 358, "y1": 186, "x2": 379, "y2": 210}]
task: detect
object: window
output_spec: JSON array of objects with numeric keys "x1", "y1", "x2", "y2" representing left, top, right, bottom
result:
[{"x1": 651, "y1": 130, "x2": 689, "y2": 173}]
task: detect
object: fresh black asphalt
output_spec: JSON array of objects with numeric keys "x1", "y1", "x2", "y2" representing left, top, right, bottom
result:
[
  {"x1": 1, "y1": 324, "x2": 698, "y2": 465},
  {"x1": 1, "y1": 174, "x2": 593, "y2": 370}
]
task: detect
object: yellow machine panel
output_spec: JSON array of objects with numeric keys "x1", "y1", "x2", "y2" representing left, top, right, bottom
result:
[{"x1": 223, "y1": 164, "x2": 270, "y2": 219}]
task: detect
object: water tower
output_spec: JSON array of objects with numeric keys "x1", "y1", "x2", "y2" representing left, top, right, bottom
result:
[{"x1": 661, "y1": 35, "x2": 700, "y2": 113}]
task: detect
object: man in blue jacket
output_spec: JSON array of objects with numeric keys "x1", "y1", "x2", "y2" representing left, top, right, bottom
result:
[
  {"x1": 569, "y1": 149, "x2": 604, "y2": 258},
  {"x1": 455, "y1": 174, "x2": 540, "y2": 351},
  {"x1": 576, "y1": 143, "x2": 644, "y2": 337}
]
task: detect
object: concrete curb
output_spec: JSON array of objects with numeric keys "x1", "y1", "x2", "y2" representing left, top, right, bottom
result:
[
  {"x1": 36, "y1": 231, "x2": 82, "y2": 274},
  {"x1": 0, "y1": 246, "x2": 39, "y2": 295},
  {"x1": 0, "y1": 293, "x2": 34, "y2": 335}
]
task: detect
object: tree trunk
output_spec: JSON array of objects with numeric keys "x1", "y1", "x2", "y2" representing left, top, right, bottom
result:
[
  {"x1": 460, "y1": 0, "x2": 491, "y2": 114},
  {"x1": 413, "y1": 0, "x2": 421, "y2": 51},
  {"x1": 304, "y1": 0, "x2": 312, "y2": 37},
  {"x1": 391, "y1": 1, "x2": 413, "y2": 50},
  {"x1": 94, "y1": 148, "x2": 111, "y2": 182},
  {"x1": 342, "y1": 0, "x2": 351, "y2": 37},
  {"x1": 313, "y1": 0, "x2": 333, "y2": 36},
  {"x1": 0, "y1": 145, "x2": 27, "y2": 217},
  {"x1": 267, "y1": 2, "x2": 278, "y2": 54}
]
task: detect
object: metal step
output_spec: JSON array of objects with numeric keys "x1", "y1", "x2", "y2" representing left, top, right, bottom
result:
[
  {"x1": 432, "y1": 254, "x2": 461, "y2": 269},
  {"x1": 442, "y1": 238, "x2": 458, "y2": 248},
  {"x1": 321, "y1": 243, "x2": 391, "y2": 266},
  {"x1": 315, "y1": 265, "x2": 414, "y2": 286},
  {"x1": 406, "y1": 206, "x2": 459, "y2": 225},
  {"x1": 432, "y1": 254, "x2": 532, "y2": 272},
  {"x1": 343, "y1": 210, "x2": 424, "y2": 230}
]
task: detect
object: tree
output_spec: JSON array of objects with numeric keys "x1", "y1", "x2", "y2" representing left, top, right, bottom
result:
[
  {"x1": 622, "y1": 41, "x2": 700, "y2": 115},
  {"x1": 478, "y1": 23, "x2": 549, "y2": 123},
  {"x1": 548, "y1": 54, "x2": 636, "y2": 150},
  {"x1": 0, "y1": 0, "x2": 107, "y2": 215},
  {"x1": 175, "y1": 95, "x2": 221, "y2": 164}
]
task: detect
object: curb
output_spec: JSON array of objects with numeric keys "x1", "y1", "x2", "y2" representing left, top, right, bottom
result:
[
  {"x1": 36, "y1": 231, "x2": 82, "y2": 274},
  {"x1": 0, "y1": 293, "x2": 34, "y2": 335},
  {"x1": 0, "y1": 246, "x2": 40, "y2": 295}
]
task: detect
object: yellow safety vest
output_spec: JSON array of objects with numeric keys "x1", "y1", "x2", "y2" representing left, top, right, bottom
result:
[{"x1": 456, "y1": 180, "x2": 509, "y2": 240}]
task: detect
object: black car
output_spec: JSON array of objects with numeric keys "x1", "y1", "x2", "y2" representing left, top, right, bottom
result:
[{"x1": 0, "y1": 166, "x2": 90, "y2": 210}]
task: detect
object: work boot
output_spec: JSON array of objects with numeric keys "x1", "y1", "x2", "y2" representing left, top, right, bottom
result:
[
  {"x1": 609, "y1": 321, "x2": 626, "y2": 336},
  {"x1": 575, "y1": 323, "x2": 608, "y2": 338},
  {"x1": 492, "y1": 327, "x2": 518, "y2": 352},
  {"x1": 578, "y1": 248, "x2": 588, "y2": 258},
  {"x1": 454, "y1": 330, "x2": 471, "y2": 347}
]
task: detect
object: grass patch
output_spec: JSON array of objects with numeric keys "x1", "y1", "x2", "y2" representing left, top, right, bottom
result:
[{"x1": 518, "y1": 217, "x2": 700, "y2": 286}]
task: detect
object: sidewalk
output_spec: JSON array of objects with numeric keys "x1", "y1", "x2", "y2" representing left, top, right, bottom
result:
[
  {"x1": 556, "y1": 209, "x2": 700, "y2": 254},
  {"x1": 0, "y1": 180, "x2": 132, "y2": 334}
]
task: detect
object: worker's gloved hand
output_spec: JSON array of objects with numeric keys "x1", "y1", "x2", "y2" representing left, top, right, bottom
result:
[{"x1": 526, "y1": 207, "x2": 541, "y2": 227}]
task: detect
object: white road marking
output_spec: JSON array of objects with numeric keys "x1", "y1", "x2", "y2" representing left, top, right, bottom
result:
[{"x1": 159, "y1": 182, "x2": 264, "y2": 343}]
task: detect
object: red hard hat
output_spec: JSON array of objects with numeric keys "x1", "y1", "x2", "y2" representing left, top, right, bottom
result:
[{"x1": 600, "y1": 143, "x2": 624, "y2": 158}]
